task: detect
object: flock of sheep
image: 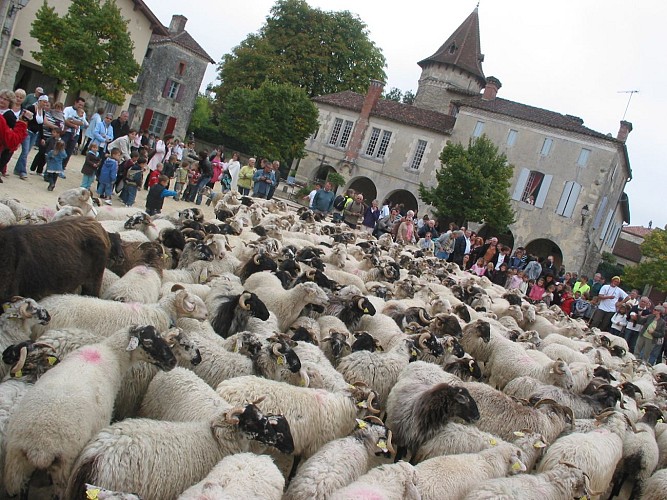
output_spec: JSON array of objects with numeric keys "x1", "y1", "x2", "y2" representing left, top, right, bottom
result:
[{"x1": 1, "y1": 187, "x2": 667, "y2": 500}]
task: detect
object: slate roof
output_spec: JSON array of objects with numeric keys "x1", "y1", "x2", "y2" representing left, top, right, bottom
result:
[
  {"x1": 151, "y1": 30, "x2": 215, "y2": 63},
  {"x1": 313, "y1": 91, "x2": 456, "y2": 135},
  {"x1": 453, "y1": 95, "x2": 620, "y2": 142},
  {"x1": 418, "y1": 8, "x2": 485, "y2": 86}
]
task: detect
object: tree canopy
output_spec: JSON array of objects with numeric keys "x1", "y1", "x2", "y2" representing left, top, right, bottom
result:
[
  {"x1": 218, "y1": 81, "x2": 319, "y2": 163},
  {"x1": 214, "y1": 0, "x2": 386, "y2": 101},
  {"x1": 621, "y1": 228, "x2": 667, "y2": 292},
  {"x1": 383, "y1": 87, "x2": 416, "y2": 105},
  {"x1": 30, "y1": 0, "x2": 140, "y2": 104},
  {"x1": 419, "y1": 136, "x2": 516, "y2": 230}
]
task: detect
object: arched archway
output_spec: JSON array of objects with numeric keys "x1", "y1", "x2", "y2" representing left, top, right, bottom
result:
[
  {"x1": 476, "y1": 225, "x2": 515, "y2": 249},
  {"x1": 525, "y1": 238, "x2": 564, "y2": 270},
  {"x1": 384, "y1": 189, "x2": 419, "y2": 214},
  {"x1": 313, "y1": 164, "x2": 335, "y2": 183},
  {"x1": 347, "y1": 177, "x2": 377, "y2": 203}
]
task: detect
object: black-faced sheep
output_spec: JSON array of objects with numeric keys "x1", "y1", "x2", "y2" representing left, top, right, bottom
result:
[{"x1": 207, "y1": 290, "x2": 269, "y2": 338}]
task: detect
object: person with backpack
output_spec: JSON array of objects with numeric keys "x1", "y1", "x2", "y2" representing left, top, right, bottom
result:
[
  {"x1": 343, "y1": 193, "x2": 365, "y2": 229},
  {"x1": 332, "y1": 189, "x2": 354, "y2": 222},
  {"x1": 120, "y1": 156, "x2": 146, "y2": 207},
  {"x1": 97, "y1": 147, "x2": 121, "y2": 205}
]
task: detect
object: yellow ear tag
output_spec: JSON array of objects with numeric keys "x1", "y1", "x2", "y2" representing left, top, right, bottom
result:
[
  {"x1": 469, "y1": 365, "x2": 475, "y2": 373},
  {"x1": 363, "y1": 308, "x2": 369, "y2": 313},
  {"x1": 87, "y1": 489, "x2": 100, "y2": 500},
  {"x1": 356, "y1": 419, "x2": 367, "y2": 429},
  {"x1": 580, "y1": 496, "x2": 588, "y2": 500},
  {"x1": 659, "y1": 418, "x2": 664, "y2": 424},
  {"x1": 533, "y1": 441, "x2": 546, "y2": 449},
  {"x1": 513, "y1": 431, "x2": 525, "y2": 437},
  {"x1": 47, "y1": 356, "x2": 57, "y2": 366},
  {"x1": 411, "y1": 349, "x2": 418, "y2": 357},
  {"x1": 277, "y1": 355, "x2": 285, "y2": 365},
  {"x1": 357, "y1": 401, "x2": 368, "y2": 408},
  {"x1": 511, "y1": 462, "x2": 522, "y2": 471},
  {"x1": 447, "y1": 346, "x2": 453, "y2": 353},
  {"x1": 12, "y1": 369, "x2": 22, "y2": 378},
  {"x1": 489, "y1": 438, "x2": 497, "y2": 446},
  {"x1": 377, "y1": 439, "x2": 387, "y2": 450},
  {"x1": 233, "y1": 344, "x2": 238, "y2": 353}
]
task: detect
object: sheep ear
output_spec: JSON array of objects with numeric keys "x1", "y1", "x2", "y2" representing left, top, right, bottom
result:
[
  {"x1": 171, "y1": 284, "x2": 185, "y2": 292},
  {"x1": 126, "y1": 336, "x2": 140, "y2": 351}
]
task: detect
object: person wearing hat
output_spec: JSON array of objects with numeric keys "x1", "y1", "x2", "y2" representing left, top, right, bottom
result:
[
  {"x1": 589, "y1": 276, "x2": 628, "y2": 333},
  {"x1": 634, "y1": 304, "x2": 665, "y2": 364},
  {"x1": 22, "y1": 86, "x2": 43, "y2": 109}
]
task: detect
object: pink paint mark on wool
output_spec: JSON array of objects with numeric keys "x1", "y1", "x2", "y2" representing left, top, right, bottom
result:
[
  {"x1": 124, "y1": 302, "x2": 143, "y2": 312},
  {"x1": 41, "y1": 207, "x2": 56, "y2": 218},
  {"x1": 80, "y1": 348, "x2": 102, "y2": 364},
  {"x1": 345, "y1": 487, "x2": 384, "y2": 500},
  {"x1": 314, "y1": 390, "x2": 329, "y2": 405},
  {"x1": 134, "y1": 265, "x2": 149, "y2": 275}
]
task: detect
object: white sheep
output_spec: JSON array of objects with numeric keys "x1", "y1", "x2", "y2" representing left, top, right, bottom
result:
[
  {"x1": 414, "y1": 444, "x2": 527, "y2": 500},
  {"x1": 31, "y1": 288, "x2": 208, "y2": 339},
  {"x1": 101, "y1": 265, "x2": 162, "y2": 303},
  {"x1": 537, "y1": 410, "x2": 628, "y2": 497},
  {"x1": 177, "y1": 453, "x2": 285, "y2": 500},
  {"x1": 641, "y1": 468, "x2": 667, "y2": 500},
  {"x1": 66, "y1": 402, "x2": 294, "y2": 500},
  {"x1": 330, "y1": 462, "x2": 420, "y2": 500},
  {"x1": 357, "y1": 312, "x2": 406, "y2": 350},
  {"x1": 283, "y1": 417, "x2": 393, "y2": 500},
  {"x1": 245, "y1": 279, "x2": 329, "y2": 332},
  {"x1": 463, "y1": 462, "x2": 590, "y2": 500},
  {"x1": 0, "y1": 202, "x2": 17, "y2": 225},
  {"x1": 3, "y1": 325, "x2": 177, "y2": 497}
]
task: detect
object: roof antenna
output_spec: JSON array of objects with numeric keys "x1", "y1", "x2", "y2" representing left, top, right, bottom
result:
[{"x1": 617, "y1": 90, "x2": 639, "y2": 120}]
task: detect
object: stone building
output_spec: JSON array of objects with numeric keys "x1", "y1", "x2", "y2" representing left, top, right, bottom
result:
[
  {"x1": 295, "y1": 8, "x2": 632, "y2": 275},
  {"x1": 6, "y1": 0, "x2": 166, "y2": 107},
  {"x1": 129, "y1": 14, "x2": 214, "y2": 140}
]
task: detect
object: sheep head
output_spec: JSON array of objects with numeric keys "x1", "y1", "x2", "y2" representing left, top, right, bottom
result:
[
  {"x1": 173, "y1": 290, "x2": 208, "y2": 321},
  {"x1": 2, "y1": 340, "x2": 59, "y2": 380},
  {"x1": 268, "y1": 335, "x2": 302, "y2": 373},
  {"x1": 347, "y1": 382, "x2": 381, "y2": 415},
  {"x1": 351, "y1": 331, "x2": 382, "y2": 353},
  {"x1": 2, "y1": 296, "x2": 51, "y2": 325},
  {"x1": 321, "y1": 330, "x2": 351, "y2": 363},
  {"x1": 354, "y1": 296, "x2": 376, "y2": 316},
  {"x1": 126, "y1": 325, "x2": 177, "y2": 371},
  {"x1": 162, "y1": 327, "x2": 202, "y2": 366},
  {"x1": 238, "y1": 291, "x2": 270, "y2": 320}
]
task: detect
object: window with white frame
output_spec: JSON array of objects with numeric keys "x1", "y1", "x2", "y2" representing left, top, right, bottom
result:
[
  {"x1": 555, "y1": 181, "x2": 582, "y2": 217},
  {"x1": 410, "y1": 140, "x2": 427, "y2": 170},
  {"x1": 507, "y1": 129, "x2": 518, "y2": 147},
  {"x1": 577, "y1": 148, "x2": 591, "y2": 167},
  {"x1": 328, "y1": 118, "x2": 353, "y2": 148},
  {"x1": 338, "y1": 120, "x2": 353, "y2": 148},
  {"x1": 473, "y1": 121, "x2": 485, "y2": 138},
  {"x1": 167, "y1": 80, "x2": 180, "y2": 99},
  {"x1": 328, "y1": 118, "x2": 343, "y2": 146},
  {"x1": 511, "y1": 167, "x2": 553, "y2": 208},
  {"x1": 540, "y1": 137, "x2": 553, "y2": 156},
  {"x1": 365, "y1": 128, "x2": 392, "y2": 159},
  {"x1": 148, "y1": 111, "x2": 168, "y2": 136}
]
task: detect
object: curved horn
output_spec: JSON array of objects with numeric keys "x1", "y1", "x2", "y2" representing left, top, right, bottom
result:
[
  {"x1": 553, "y1": 361, "x2": 565, "y2": 375},
  {"x1": 386, "y1": 430, "x2": 396, "y2": 456},
  {"x1": 272, "y1": 342, "x2": 282, "y2": 357},
  {"x1": 253, "y1": 253, "x2": 262, "y2": 265},
  {"x1": 357, "y1": 297, "x2": 366, "y2": 311},
  {"x1": 239, "y1": 292, "x2": 251, "y2": 310},
  {"x1": 224, "y1": 406, "x2": 245, "y2": 425},
  {"x1": 11, "y1": 346, "x2": 28, "y2": 375},
  {"x1": 418, "y1": 332, "x2": 430, "y2": 349},
  {"x1": 419, "y1": 308, "x2": 429, "y2": 324},
  {"x1": 367, "y1": 392, "x2": 381, "y2": 414},
  {"x1": 18, "y1": 302, "x2": 31, "y2": 319},
  {"x1": 251, "y1": 395, "x2": 266, "y2": 406},
  {"x1": 306, "y1": 269, "x2": 316, "y2": 279},
  {"x1": 363, "y1": 415, "x2": 385, "y2": 426},
  {"x1": 533, "y1": 398, "x2": 559, "y2": 408}
]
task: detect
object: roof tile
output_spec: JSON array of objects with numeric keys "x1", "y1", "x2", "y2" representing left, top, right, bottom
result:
[{"x1": 151, "y1": 31, "x2": 215, "y2": 63}]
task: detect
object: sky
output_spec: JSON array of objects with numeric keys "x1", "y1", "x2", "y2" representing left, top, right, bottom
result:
[{"x1": 144, "y1": 0, "x2": 666, "y2": 229}]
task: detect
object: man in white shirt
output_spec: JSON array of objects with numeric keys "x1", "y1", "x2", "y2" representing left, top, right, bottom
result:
[
  {"x1": 590, "y1": 275, "x2": 628, "y2": 333},
  {"x1": 463, "y1": 229, "x2": 472, "y2": 255},
  {"x1": 62, "y1": 97, "x2": 87, "y2": 169}
]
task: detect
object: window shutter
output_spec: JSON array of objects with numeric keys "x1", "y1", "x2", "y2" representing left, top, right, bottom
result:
[
  {"x1": 162, "y1": 79, "x2": 171, "y2": 98},
  {"x1": 592, "y1": 197, "x2": 608, "y2": 229},
  {"x1": 600, "y1": 210, "x2": 613, "y2": 241},
  {"x1": 165, "y1": 116, "x2": 177, "y2": 136},
  {"x1": 563, "y1": 182, "x2": 581, "y2": 218},
  {"x1": 139, "y1": 109, "x2": 153, "y2": 131},
  {"x1": 534, "y1": 174, "x2": 552, "y2": 208},
  {"x1": 175, "y1": 84, "x2": 185, "y2": 103},
  {"x1": 511, "y1": 168, "x2": 530, "y2": 201},
  {"x1": 555, "y1": 181, "x2": 572, "y2": 215}
]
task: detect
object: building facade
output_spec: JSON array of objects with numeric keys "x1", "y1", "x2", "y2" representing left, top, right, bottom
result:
[
  {"x1": 295, "y1": 8, "x2": 632, "y2": 275},
  {"x1": 129, "y1": 15, "x2": 214, "y2": 140}
]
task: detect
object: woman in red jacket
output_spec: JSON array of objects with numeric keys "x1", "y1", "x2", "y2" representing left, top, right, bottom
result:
[{"x1": 0, "y1": 111, "x2": 29, "y2": 183}]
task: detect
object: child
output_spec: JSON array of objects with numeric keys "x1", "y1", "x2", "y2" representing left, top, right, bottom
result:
[
  {"x1": 42, "y1": 128, "x2": 62, "y2": 181},
  {"x1": 491, "y1": 263, "x2": 508, "y2": 287},
  {"x1": 610, "y1": 304, "x2": 629, "y2": 337},
  {"x1": 45, "y1": 140, "x2": 67, "y2": 191},
  {"x1": 518, "y1": 274, "x2": 529, "y2": 296},
  {"x1": 145, "y1": 174, "x2": 177, "y2": 216},
  {"x1": 120, "y1": 156, "x2": 146, "y2": 207},
  {"x1": 506, "y1": 268, "x2": 522, "y2": 290},
  {"x1": 542, "y1": 283, "x2": 556, "y2": 307},
  {"x1": 162, "y1": 154, "x2": 179, "y2": 186},
  {"x1": 116, "y1": 151, "x2": 139, "y2": 194},
  {"x1": 173, "y1": 160, "x2": 189, "y2": 201},
  {"x1": 470, "y1": 258, "x2": 486, "y2": 277},
  {"x1": 572, "y1": 292, "x2": 592, "y2": 319},
  {"x1": 98, "y1": 148, "x2": 121, "y2": 204},
  {"x1": 183, "y1": 164, "x2": 200, "y2": 203},
  {"x1": 559, "y1": 286, "x2": 575, "y2": 316},
  {"x1": 147, "y1": 162, "x2": 164, "y2": 188},
  {"x1": 528, "y1": 277, "x2": 546, "y2": 303},
  {"x1": 80, "y1": 142, "x2": 100, "y2": 189}
]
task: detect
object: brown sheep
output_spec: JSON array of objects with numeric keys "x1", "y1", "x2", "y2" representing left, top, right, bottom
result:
[{"x1": 0, "y1": 218, "x2": 110, "y2": 303}]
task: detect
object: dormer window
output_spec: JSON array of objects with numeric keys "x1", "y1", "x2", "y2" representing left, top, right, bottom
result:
[{"x1": 448, "y1": 42, "x2": 458, "y2": 54}]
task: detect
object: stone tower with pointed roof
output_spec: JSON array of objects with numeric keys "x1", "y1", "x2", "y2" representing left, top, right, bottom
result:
[{"x1": 414, "y1": 8, "x2": 486, "y2": 114}]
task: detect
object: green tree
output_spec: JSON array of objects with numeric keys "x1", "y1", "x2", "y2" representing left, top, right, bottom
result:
[
  {"x1": 218, "y1": 82, "x2": 318, "y2": 162},
  {"x1": 419, "y1": 136, "x2": 515, "y2": 230},
  {"x1": 188, "y1": 94, "x2": 213, "y2": 132},
  {"x1": 384, "y1": 87, "x2": 403, "y2": 102},
  {"x1": 214, "y1": 0, "x2": 386, "y2": 101},
  {"x1": 402, "y1": 90, "x2": 416, "y2": 105},
  {"x1": 622, "y1": 228, "x2": 667, "y2": 292},
  {"x1": 30, "y1": 0, "x2": 140, "y2": 104}
]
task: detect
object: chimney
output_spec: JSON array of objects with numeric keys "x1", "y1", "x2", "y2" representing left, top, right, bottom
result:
[
  {"x1": 345, "y1": 80, "x2": 385, "y2": 162},
  {"x1": 168, "y1": 15, "x2": 188, "y2": 34},
  {"x1": 617, "y1": 120, "x2": 633, "y2": 143},
  {"x1": 481, "y1": 76, "x2": 502, "y2": 101}
]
